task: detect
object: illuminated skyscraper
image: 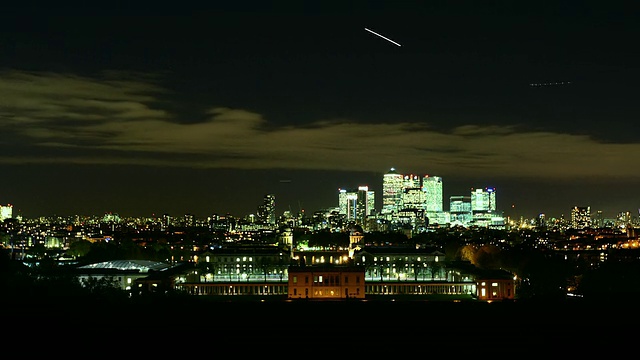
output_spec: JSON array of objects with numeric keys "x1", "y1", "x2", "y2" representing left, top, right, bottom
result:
[
  {"x1": 382, "y1": 168, "x2": 404, "y2": 215},
  {"x1": 594, "y1": 210, "x2": 604, "y2": 228},
  {"x1": 422, "y1": 175, "x2": 443, "y2": 212},
  {"x1": 339, "y1": 186, "x2": 375, "y2": 225},
  {"x1": 403, "y1": 174, "x2": 421, "y2": 197},
  {"x1": 0, "y1": 204, "x2": 12, "y2": 221},
  {"x1": 402, "y1": 187, "x2": 426, "y2": 211},
  {"x1": 357, "y1": 186, "x2": 375, "y2": 223},
  {"x1": 257, "y1": 194, "x2": 276, "y2": 225},
  {"x1": 471, "y1": 187, "x2": 496, "y2": 212},
  {"x1": 449, "y1": 195, "x2": 472, "y2": 226},
  {"x1": 571, "y1": 206, "x2": 592, "y2": 229},
  {"x1": 339, "y1": 188, "x2": 357, "y2": 220},
  {"x1": 471, "y1": 187, "x2": 497, "y2": 227}
]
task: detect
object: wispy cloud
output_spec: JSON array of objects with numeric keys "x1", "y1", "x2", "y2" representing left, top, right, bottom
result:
[{"x1": 1, "y1": 70, "x2": 639, "y2": 179}]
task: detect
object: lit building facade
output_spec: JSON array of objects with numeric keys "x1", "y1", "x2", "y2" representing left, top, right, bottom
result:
[
  {"x1": 382, "y1": 168, "x2": 404, "y2": 215},
  {"x1": 402, "y1": 187, "x2": 426, "y2": 211},
  {"x1": 477, "y1": 277, "x2": 515, "y2": 301},
  {"x1": 0, "y1": 204, "x2": 13, "y2": 221},
  {"x1": 450, "y1": 195, "x2": 472, "y2": 227},
  {"x1": 423, "y1": 175, "x2": 445, "y2": 225},
  {"x1": 339, "y1": 186, "x2": 374, "y2": 225},
  {"x1": 288, "y1": 265, "x2": 366, "y2": 299},
  {"x1": 403, "y1": 174, "x2": 421, "y2": 190},
  {"x1": 356, "y1": 186, "x2": 375, "y2": 224},
  {"x1": 571, "y1": 206, "x2": 592, "y2": 229},
  {"x1": 423, "y1": 175, "x2": 443, "y2": 212},
  {"x1": 257, "y1": 194, "x2": 276, "y2": 225},
  {"x1": 471, "y1": 187, "x2": 504, "y2": 228},
  {"x1": 339, "y1": 188, "x2": 354, "y2": 219}
]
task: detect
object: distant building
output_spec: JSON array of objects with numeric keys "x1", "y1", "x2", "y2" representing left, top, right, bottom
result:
[
  {"x1": 338, "y1": 186, "x2": 375, "y2": 229},
  {"x1": 257, "y1": 194, "x2": 276, "y2": 225},
  {"x1": 402, "y1": 187, "x2": 426, "y2": 211},
  {"x1": 571, "y1": 206, "x2": 592, "y2": 229},
  {"x1": 197, "y1": 244, "x2": 290, "y2": 282},
  {"x1": 288, "y1": 265, "x2": 365, "y2": 299},
  {"x1": 476, "y1": 273, "x2": 516, "y2": 301},
  {"x1": 382, "y1": 168, "x2": 404, "y2": 215},
  {"x1": 471, "y1": 187, "x2": 505, "y2": 228},
  {"x1": 0, "y1": 204, "x2": 13, "y2": 221},
  {"x1": 76, "y1": 259, "x2": 182, "y2": 292},
  {"x1": 450, "y1": 195, "x2": 472, "y2": 227},
  {"x1": 423, "y1": 175, "x2": 443, "y2": 215}
]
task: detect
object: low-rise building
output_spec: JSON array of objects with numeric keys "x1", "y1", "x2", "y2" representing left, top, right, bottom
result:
[{"x1": 288, "y1": 265, "x2": 365, "y2": 299}]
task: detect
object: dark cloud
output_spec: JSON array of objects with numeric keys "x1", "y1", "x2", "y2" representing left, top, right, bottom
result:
[{"x1": 0, "y1": 4, "x2": 638, "y2": 219}]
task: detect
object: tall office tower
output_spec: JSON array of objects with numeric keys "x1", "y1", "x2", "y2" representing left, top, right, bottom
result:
[
  {"x1": 257, "y1": 194, "x2": 276, "y2": 225},
  {"x1": 402, "y1": 187, "x2": 426, "y2": 211},
  {"x1": 536, "y1": 213, "x2": 547, "y2": 229},
  {"x1": 182, "y1": 213, "x2": 195, "y2": 227},
  {"x1": 422, "y1": 175, "x2": 443, "y2": 212},
  {"x1": 356, "y1": 186, "x2": 375, "y2": 224},
  {"x1": 616, "y1": 211, "x2": 631, "y2": 227},
  {"x1": 594, "y1": 210, "x2": 604, "y2": 228},
  {"x1": 339, "y1": 186, "x2": 375, "y2": 225},
  {"x1": 471, "y1": 187, "x2": 496, "y2": 226},
  {"x1": 382, "y1": 168, "x2": 404, "y2": 214},
  {"x1": 571, "y1": 206, "x2": 592, "y2": 229},
  {"x1": 449, "y1": 196, "x2": 472, "y2": 226},
  {"x1": 160, "y1": 213, "x2": 172, "y2": 231},
  {"x1": 338, "y1": 189, "x2": 348, "y2": 215},
  {"x1": 0, "y1": 204, "x2": 13, "y2": 221},
  {"x1": 338, "y1": 188, "x2": 358, "y2": 221},
  {"x1": 403, "y1": 174, "x2": 421, "y2": 190},
  {"x1": 471, "y1": 187, "x2": 496, "y2": 212}
]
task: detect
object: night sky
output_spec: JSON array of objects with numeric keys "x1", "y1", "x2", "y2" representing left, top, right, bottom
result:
[{"x1": 1, "y1": 2, "x2": 639, "y2": 220}]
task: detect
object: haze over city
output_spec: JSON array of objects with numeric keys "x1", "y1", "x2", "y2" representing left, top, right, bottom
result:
[{"x1": 1, "y1": 3, "x2": 639, "y2": 219}]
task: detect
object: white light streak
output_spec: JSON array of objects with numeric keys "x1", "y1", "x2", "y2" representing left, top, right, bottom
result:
[{"x1": 364, "y1": 28, "x2": 401, "y2": 47}]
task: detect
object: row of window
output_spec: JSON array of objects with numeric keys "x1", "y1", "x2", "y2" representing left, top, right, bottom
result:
[{"x1": 291, "y1": 274, "x2": 361, "y2": 285}]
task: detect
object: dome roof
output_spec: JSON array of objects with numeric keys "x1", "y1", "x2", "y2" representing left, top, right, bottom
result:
[{"x1": 78, "y1": 260, "x2": 172, "y2": 273}]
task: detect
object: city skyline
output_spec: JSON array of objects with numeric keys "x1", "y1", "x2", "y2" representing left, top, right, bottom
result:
[
  {"x1": 1, "y1": 3, "x2": 639, "y2": 219},
  {"x1": 1, "y1": 170, "x2": 634, "y2": 223}
]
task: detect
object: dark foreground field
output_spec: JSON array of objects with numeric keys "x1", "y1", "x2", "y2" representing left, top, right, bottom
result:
[{"x1": 5, "y1": 295, "x2": 631, "y2": 352}]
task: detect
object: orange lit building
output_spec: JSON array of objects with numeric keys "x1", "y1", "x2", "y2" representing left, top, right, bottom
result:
[
  {"x1": 288, "y1": 265, "x2": 365, "y2": 299},
  {"x1": 476, "y1": 276, "x2": 515, "y2": 301}
]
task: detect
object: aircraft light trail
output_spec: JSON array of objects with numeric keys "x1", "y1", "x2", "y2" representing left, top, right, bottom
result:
[{"x1": 364, "y1": 28, "x2": 401, "y2": 47}]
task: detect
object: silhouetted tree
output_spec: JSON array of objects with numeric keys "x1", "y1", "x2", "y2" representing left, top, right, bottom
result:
[
  {"x1": 578, "y1": 260, "x2": 640, "y2": 299},
  {"x1": 67, "y1": 239, "x2": 92, "y2": 258},
  {"x1": 473, "y1": 245, "x2": 502, "y2": 269}
]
